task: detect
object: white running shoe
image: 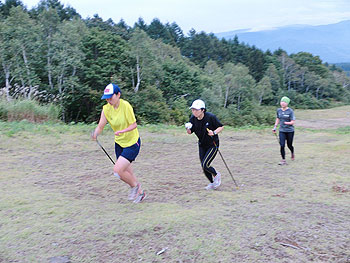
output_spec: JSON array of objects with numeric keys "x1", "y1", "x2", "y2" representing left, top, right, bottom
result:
[
  {"x1": 278, "y1": 160, "x2": 287, "y2": 165},
  {"x1": 133, "y1": 191, "x2": 146, "y2": 203},
  {"x1": 213, "y1": 172, "x2": 221, "y2": 189},
  {"x1": 128, "y1": 184, "x2": 140, "y2": 200},
  {"x1": 205, "y1": 183, "x2": 215, "y2": 190}
]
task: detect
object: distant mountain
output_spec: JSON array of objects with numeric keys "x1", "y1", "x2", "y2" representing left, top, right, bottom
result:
[
  {"x1": 215, "y1": 20, "x2": 350, "y2": 64},
  {"x1": 335, "y1": 63, "x2": 350, "y2": 75}
]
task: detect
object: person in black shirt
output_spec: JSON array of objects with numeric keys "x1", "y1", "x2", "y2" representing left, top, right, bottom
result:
[{"x1": 185, "y1": 99, "x2": 224, "y2": 190}]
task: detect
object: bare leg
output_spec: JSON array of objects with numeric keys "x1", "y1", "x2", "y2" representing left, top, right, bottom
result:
[{"x1": 114, "y1": 156, "x2": 139, "y2": 188}]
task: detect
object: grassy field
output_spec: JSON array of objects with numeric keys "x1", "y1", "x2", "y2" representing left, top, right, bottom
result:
[{"x1": 1, "y1": 107, "x2": 350, "y2": 263}]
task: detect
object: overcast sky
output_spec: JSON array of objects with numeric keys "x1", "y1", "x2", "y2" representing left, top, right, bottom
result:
[{"x1": 20, "y1": 0, "x2": 350, "y2": 33}]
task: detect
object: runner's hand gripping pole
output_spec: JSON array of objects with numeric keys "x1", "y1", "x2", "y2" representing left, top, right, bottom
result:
[
  {"x1": 272, "y1": 126, "x2": 280, "y2": 145},
  {"x1": 207, "y1": 128, "x2": 239, "y2": 189}
]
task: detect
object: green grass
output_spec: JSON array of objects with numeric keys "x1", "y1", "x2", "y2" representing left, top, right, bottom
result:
[
  {"x1": 0, "y1": 106, "x2": 350, "y2": 262},
  {"x1": 335, "y1": 126, "x2": 350, "y2": 134},
  {"x1": 0, "y1": 98, "x2": 60, "y2": 122},
  {"x1": 295, "y1": 105, "x2": 350, "y2": 120},
  {"x1": 0, "y1": 120, "x2": 98, "y2": 137}
]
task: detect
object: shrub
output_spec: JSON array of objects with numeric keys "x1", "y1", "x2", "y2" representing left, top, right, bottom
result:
[
  {"x1": 128, "y1": 86, "x2": 171, "y2": 124},
  {"x1": 211, "y1": 104, "x2": 275, "y2": 127},
  {"x1": 0, "y1": 99, "x2": 9, "y2": 121},
  {"x1": 0, "y1": 98, "x2": 60, "y2": 122},
  {"x1": 170, "y1": 97, "x2": 190, "y2": 125}
]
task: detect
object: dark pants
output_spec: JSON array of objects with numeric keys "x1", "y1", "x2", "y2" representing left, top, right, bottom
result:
[
  {"x1": 279, "y1": 131, "x2": 294, "y2": 159},
  {"x1": 199, "y1": 145, "x2": 218, "y2": 183}
]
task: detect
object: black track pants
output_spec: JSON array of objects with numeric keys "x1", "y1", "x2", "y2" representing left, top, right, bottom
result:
[
  {"x1": 279, "y1": 131, "x2": 294, "y2": 159},
  {"x1": 199, "y1": 145, "x2": 218, "y2": 183}
]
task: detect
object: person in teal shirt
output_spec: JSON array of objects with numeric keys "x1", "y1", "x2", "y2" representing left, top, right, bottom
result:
[{"x1": 273, "y1": 96, "x2": 296, "y2": 165}]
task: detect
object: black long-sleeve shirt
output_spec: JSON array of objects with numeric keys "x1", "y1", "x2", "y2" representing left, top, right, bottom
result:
[{"x1": 189, "y1": 112, "x2": 223, "y2": 148}]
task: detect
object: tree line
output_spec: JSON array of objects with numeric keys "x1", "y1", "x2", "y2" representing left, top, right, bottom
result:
[{"x1": 1, "y1": 0, "x2": 349, "y2": 126}]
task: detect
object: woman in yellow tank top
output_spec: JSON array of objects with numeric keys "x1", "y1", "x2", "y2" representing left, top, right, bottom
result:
[{"x1": 92, "y1": 83, "x2": 146, "y2": 203}]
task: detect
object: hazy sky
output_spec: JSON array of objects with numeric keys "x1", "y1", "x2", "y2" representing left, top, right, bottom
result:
[{"x1": 21, "y1": 0, "x2": 350, "y2": 33}]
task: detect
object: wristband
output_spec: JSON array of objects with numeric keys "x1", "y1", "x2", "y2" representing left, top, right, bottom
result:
[{"x1": 213, "y1": 131, "x2": 217, "y2": 135}]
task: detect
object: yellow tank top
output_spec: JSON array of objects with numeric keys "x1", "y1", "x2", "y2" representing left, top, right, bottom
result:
[{"x1": 103, "y1": 99, "x2": 139, "y2": 147}]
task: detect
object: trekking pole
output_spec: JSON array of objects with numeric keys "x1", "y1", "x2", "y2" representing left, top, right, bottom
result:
[
  {"x1": 207, "y1": 129, "x2": 239, "y2": 189},
  {"x1": 96, "y1": 138, "x2": 115, "y2": 165},
  {"x1": 92, "y1": 131, "x2": 115, "y2": 165},
  {"x1": 274, "y1": 132, "x2": 280, "y2": 144},
  {"x1": 214, "y1": 141, "x2": 239, "y2": 189}
]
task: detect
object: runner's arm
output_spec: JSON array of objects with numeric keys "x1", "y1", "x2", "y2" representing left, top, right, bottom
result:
[
  {"x1": 92, "y1": 110, "x2": 108, "y2": 140},
  {"x1": 214, "y1": 126, "x2": 224, "y2": 135},
  {"x1": 207, "y1": 126, "x2": 224, "y2": 136},
  {"x1": 284, "y1": 120, "x2": 295, "y2": 125},
  {"x1": 115, "y1": 122, "x2": 137, "y2": 136},
  {"x1": 273, "y1": 118, "x2": 280, "y2": 132}
]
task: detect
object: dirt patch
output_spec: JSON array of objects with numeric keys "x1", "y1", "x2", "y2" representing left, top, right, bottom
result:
[
  {"x1": 297, "y1": 118, "x2": 350, "y2": 129},
  {"x1": 296, "y1": 106, "x2": 350, "y2": 129},
  {"x1": 1, "y1": 116, "x2": 350, "y2": 262}
]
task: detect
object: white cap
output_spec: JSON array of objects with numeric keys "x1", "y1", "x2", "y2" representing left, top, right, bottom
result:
[{"x1": 189, "y1": 99, "x2": 205, "y2": 110}]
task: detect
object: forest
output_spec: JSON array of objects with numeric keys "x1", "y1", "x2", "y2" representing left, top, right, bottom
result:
[{"x1": 1, "y1": 0, "x2": 350, "y2": 126}]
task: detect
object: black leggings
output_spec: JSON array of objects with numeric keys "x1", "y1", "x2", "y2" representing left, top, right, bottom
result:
[
  {"x1": 199, "y1": 145, "x2": 218, "y2": 183},
  {"x1": 279, "y1": 131, "x2": 294, "y2": 159}
]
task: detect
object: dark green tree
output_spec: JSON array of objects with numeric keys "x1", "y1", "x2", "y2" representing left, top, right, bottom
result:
[
  {"x1": 82, "y1": 27, "x2": 131, "y2": 90},
  {"x1": 159, "y1": 60, "x2": 202, "y2": 103},
  {"x1": 129, "y1": 85, "x2": 170, "y2": 124},
  {"x1": 228, "y1": 37, "x2": 249, "y2": 65},
  {"x1": 246, "y1": 46, "x2": 267, "y2": 82},
  {"x1": 291, "y1": 52, "x2": 328, "y2": 78},
  {"x1": 133, "y1": 17, "x2": 147, "y2": 31},
  {"x1": 181, "y1": 31, "x2": 220, "y2": 67},
  {"x1": 85, "y1": 15, "x2": 130, "y2": 40},
  {"x1": 30, "y1": 0, "x2": 80, "y2": 21},
  {"x1": 0, "y1": 0, "x2": 23, "y2": 18},
  {"x1": 164, "y1": 22, "x2": 184, "y2": 47},
  {"x1": 147, "y1": 18, "x2": 174, "y2": 45},
  {"x1": 115, "y1": 19, "x2": 131, "y2": 40}
]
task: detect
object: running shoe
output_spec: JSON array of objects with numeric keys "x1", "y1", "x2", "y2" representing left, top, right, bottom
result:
[
  {"x1": 133, "y1": 191, "x2": 146, "y2": 203},
  {"x1": 291, "y1": 153, "x2": 295, "y2": 161},
  {"x1": 278, "y1": 160, "x2": 287, "y2": 165},
  {"x1": 128, "y1": 184, "x2": 140, "y2": 200},
  {"x1": 205, "y1": 183, "x2": 215, "y2": 190},
  {"x1": 213, "y1": 172, "x2": 221, "y2": 189}
]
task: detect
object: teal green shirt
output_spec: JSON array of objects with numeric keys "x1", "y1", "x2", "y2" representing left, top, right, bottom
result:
[{"x1": 277, "y1": 108, "x2": 295, "y2": 132}]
